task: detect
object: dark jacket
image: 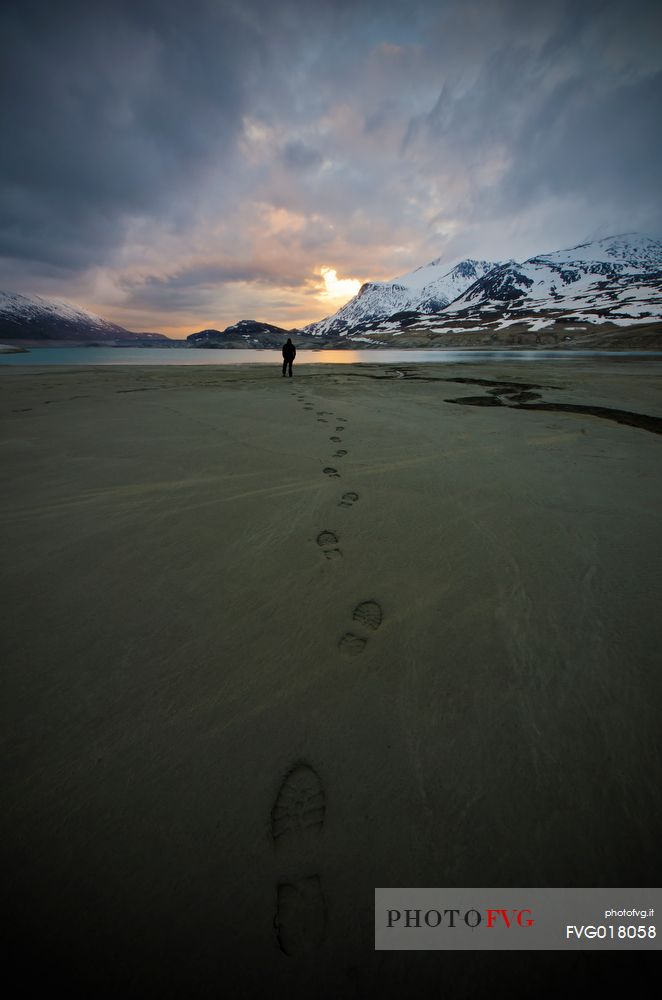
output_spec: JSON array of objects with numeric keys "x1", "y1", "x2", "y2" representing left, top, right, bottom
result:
[{"x1": 282, "y1": 339, "x2": 296, "y2": 361}]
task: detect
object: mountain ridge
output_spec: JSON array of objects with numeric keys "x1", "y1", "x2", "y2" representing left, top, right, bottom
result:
[
  {"x1": 303, "y1": 257, "x2": 501, "y2": 337},
  {"x1": 187, "y1": 320, "x2": 300, "y2": 349},
  {"x1": 304, "y1": 232, "x2": 662, "y2": 348},
  {"x1": 442, "y1": 233, "x2": 662, "y2": 324},
  {"x1": 0, "y1": 290, "x2": 170, "y2": 344},
  {"x1": 2, "y1": 233, "x2": 661, "y2": 350}
]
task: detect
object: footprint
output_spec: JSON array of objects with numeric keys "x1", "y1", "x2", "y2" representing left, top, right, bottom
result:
[
  {"x1": 353, "y1": 600, "x2": 382, "y2": 631},
  {"x1": 323, "y1": 467, "x2": 340, "y2": 478},
  {"x1": 333, "y1": 450, "x2": 347, "y2": 458},
  {"x1": 316, "y1": 530, "x2": 342, "y2": 560},
  {"x1": 317, "y1": 410, "x2": 333, "y2": 416},
  {"x1": 275, "y1": 877, "x2": 327, "y2": 956},
  {"x1": 336, "y1": 417, "x2": 347, "y2": 422},
  {"x1": 335, "y1": 426, "x2": 344, "y2": 432},
  {"x1": 338, "y1": 491, "x2": 359, "y2": 508},
  {"x1": 271, "y1": 763, "x2": 327, "y2": 956},
  {"x1": 338, "y1": 601, "x2": 383, "y2": 657},
  {"x1": 271, "y1": 762, "x2": 326, "y2": 842},
  {"x1": 330, "y1": 436, "x2": 341, "y2": 443},
  {"x1": 317, "y1": 418, "x2": 328, "y2": 423},
  {"x1": 338, "y1": 634, "x2": 367, "y2": 658}
]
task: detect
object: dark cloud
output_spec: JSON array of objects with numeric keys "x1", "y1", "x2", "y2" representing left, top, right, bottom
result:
[
  {"x1": 124, "y1": 258, "x2": 308, "y2": 301},
  {"x1": 0, "y1": 0, "x2": 259, "y2": 267},
  {"x1": 0, "y1": 0, "x2": 660, "y2": 328},
  {"x1": 395, "y1": 0, "x2": 662, "y2": 255},
  {"x1": 511, "y1": 70, "x2": 662, "y2": 208},
  {"x1": 279, "y1": 140, "x2": 323, "y2": 172}
]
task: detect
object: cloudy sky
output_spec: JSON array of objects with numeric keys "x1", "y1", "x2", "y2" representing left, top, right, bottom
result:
[{"x1": 1, "y1": 0, "x2": 660, "y2": 336}]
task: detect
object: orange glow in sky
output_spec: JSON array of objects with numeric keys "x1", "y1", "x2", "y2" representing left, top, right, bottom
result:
[{"x1": 319, "y1": 267, "x2": 362, "y2": 303}]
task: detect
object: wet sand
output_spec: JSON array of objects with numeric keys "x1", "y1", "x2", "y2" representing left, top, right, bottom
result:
[{"x1": 1, "y1": 360, "x2": 661, "y2": 995}]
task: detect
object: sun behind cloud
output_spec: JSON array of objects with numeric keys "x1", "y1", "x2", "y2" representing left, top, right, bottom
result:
[{"x1": 319, "y1": 266, "x2": 361, "y2": 304}]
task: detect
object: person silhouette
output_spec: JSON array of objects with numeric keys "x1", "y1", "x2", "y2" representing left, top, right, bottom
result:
[{"x1": 282, "y1": 337, "x2": 296, "y2": 377}]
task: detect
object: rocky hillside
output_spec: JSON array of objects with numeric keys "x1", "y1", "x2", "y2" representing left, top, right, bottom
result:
[{"x1": 187, "y1": 320, "x2": 306, "y2": 349}]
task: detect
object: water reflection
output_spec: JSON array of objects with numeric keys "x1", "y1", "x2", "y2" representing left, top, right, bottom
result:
[{"x1": 2, "y1": 346, "x2": 661, "y2": 366}]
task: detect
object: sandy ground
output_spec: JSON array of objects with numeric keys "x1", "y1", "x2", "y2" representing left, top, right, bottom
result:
[{"x1": 1, "y1": 360, "x2": 661, "y2": 995}]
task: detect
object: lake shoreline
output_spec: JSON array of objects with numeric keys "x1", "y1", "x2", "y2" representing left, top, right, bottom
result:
[{"x1": 3, "y1": 344, "x2": 662, "y2": 367}]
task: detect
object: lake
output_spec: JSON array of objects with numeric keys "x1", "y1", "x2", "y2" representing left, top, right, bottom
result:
[{"x1": 3, "y1": 346, "x2": 661, "y2": 366}]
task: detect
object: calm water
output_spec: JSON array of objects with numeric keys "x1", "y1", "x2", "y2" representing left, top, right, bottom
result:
[{"x1": 2, "y1": 347, "x2": 661, "y2": 366}]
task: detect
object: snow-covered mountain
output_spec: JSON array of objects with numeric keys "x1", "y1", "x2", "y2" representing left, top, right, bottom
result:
[
  {"x1": 307, "y1": 233, "x2": 662, "y2": 348},
  {"x1": 440, "y1": 233, "x2": 662, "y2": 326},
  {"x1": 303, "y1": 258, "x2": 500, "y2": 337},
  {"x1": 0, "y1": 290, "x2": 168, "y2": 343},
  {"x1": 3, "y1": 233, "x2": 660, "y2": 352}
]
